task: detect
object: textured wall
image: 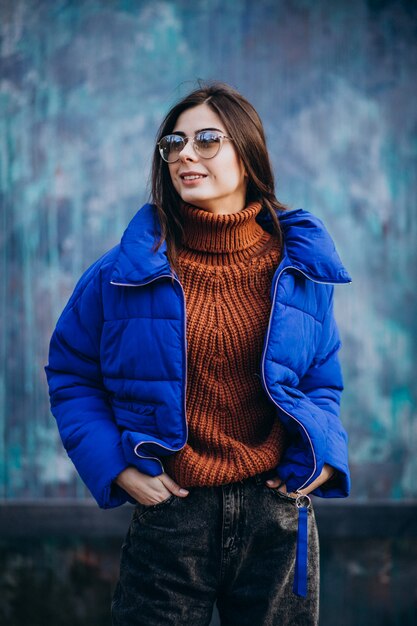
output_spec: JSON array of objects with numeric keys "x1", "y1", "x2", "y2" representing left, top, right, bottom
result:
[{"x1": 1, "y1": 0, "x2": 416, "y2": 500}]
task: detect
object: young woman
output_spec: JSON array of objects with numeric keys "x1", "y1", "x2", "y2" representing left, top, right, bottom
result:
[{"x1": 45, "y1": 82, "x2": 351, "y2": 626}]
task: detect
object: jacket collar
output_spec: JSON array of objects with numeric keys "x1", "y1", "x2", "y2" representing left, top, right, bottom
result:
[
  {"x1": 110, "y1": 203, "x2": 170, "y2": 285},
  {"x1": 110, "y1": 203, "x2": 352, "y2": 285},
  {"x1": 258, "y1": 207, "x2": 352, "y2": 284}
]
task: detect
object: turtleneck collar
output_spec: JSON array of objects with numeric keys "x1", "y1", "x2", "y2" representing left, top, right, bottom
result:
[{"x1": 179, "y1": 201, "x2": 269, "y2": 259}]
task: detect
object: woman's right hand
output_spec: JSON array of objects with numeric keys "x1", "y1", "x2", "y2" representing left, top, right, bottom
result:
[{"x1": 114, "y1": 467, "x2": 189, "y2": 506}]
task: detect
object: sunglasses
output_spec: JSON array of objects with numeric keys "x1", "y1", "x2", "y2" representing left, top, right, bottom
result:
[{"x1": 158, "y1": 130, "x2": 233, "y2": 163}]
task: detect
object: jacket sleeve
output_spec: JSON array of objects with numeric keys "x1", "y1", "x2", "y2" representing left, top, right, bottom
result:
[
  {"x1": 44, "y1": 262, "x2": 131, "y2": 509},
  {"x1": 297, "y1": 286, "x2": 350, "y2": 498}
]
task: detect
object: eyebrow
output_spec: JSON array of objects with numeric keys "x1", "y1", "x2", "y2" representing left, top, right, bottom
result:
[{"x1": 171, "y1": 127, "x2": 225, "y2": 136}]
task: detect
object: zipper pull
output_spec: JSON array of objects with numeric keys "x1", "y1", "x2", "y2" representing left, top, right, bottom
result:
[{"x1": 293, "y1": 493, "x2": 311, "y2": 597}]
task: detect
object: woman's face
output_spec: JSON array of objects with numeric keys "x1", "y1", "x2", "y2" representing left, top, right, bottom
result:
[{"x1": 168, "y1": 103, "x2": 247, "y2": 215}]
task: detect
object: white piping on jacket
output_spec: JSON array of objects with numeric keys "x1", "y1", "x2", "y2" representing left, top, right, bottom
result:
[
  {"x1": 260, "y1": 264, "x2": 351, "y2": 492},
  {"x1": 110, "y1": 274, "x2": 188, "y2": 471},
  {"x1": 111, "y1": 264, "x2": 351, "y2": 486}
]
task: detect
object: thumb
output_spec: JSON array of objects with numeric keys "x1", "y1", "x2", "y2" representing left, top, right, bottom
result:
[
  {"x1": 158, "y1": 472, "x2": 189, "y2": 497},
  {"x1": 266, "y1": 477, "x2": 286, "y2": 491}
]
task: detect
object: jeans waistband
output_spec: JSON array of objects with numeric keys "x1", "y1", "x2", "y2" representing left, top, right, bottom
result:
[
  {"x1": 236, "y1": 468, "x2": 278, "y2": 487},
  {"x1": 186, "y1": 469, "x2": 279, "y2": 491}
]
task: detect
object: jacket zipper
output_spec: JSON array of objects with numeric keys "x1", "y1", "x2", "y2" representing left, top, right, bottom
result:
[
  {"x1": 261, "y1": 264, "x2": 351, "y2": 492},
  {"x1": 110, "y1": 275, "x2": 188, "y2": 472},
  {"x1": 112, "y1": 264, "x2": 350, "y2": 483}
]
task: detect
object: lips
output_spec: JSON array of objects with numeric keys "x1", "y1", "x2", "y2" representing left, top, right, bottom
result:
[{"x1": 179, "y1": 171, "x2": 208, "y2": 181}]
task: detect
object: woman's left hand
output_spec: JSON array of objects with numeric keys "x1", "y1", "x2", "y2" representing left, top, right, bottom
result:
[{"x1": 265, "y1": 463, "x2": 336, "y2": 498}]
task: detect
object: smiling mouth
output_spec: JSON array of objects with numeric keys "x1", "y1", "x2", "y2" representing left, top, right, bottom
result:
[{"x1": 180, "y1": 174, "x2": 207, "y2": 181}]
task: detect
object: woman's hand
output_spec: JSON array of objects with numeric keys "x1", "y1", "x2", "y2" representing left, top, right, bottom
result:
[
  {"x1": 265, "y1": 463, "x2": 336, "y2": 498},
  {"x1": 114, "y1": 467, "x2": 189, "y2": 506}
]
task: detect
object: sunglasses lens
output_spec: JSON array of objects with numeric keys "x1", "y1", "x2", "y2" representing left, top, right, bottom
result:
[
  {"x1": 159, "y1": 135, "x2": 185, "y2": 162},
  {"x1": 194, "y1": 131, "x2": 221, "y2": 158},
  {"x1": 159, "y1": 132, "x2": 224, "y2": 162}
]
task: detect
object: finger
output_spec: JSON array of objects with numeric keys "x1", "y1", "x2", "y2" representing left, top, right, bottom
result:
[
  {"x1": 157, "y1": 472, "x2": 189, "y2": 497},
  {"x1": 135, "y1": 479, "x2": 173, "y2": 506},
  {"x1": 266, "y1": 477, "x2": 280, "y2": 488},
  {"x1": 298, "y1": 464, "x2": 336, "y2": 496},
  {"x1": 266, "y1": 477, "x2": 286, "y2": 492},
  {"x1": 115, "y1": 471, "x2": 169, "y2": 506}
]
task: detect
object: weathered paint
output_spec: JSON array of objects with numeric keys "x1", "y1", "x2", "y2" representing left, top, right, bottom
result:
[{"x1": 0, "y1": 0, "x2": 416, "y2": 500}]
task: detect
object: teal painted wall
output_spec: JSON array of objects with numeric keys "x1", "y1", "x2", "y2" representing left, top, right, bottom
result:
[{"x1": 1, "y1": 0, "x2": 416, "y2": 500}]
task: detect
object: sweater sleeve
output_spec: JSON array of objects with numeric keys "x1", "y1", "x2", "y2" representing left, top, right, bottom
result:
[{"x1": 44, "y1": 263, "x2": 131, "y2": 508}]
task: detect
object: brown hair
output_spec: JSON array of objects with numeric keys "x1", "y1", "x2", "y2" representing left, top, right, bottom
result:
[{"x1": 150, "y1": 81, "x2": 287, "y2": 273}]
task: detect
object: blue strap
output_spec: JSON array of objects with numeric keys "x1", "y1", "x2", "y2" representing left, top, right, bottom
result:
[{"x1": 293, "y1": 501, "x2": 309, "y2": 597}]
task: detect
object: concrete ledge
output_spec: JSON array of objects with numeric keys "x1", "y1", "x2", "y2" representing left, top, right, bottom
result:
[{"x1": 0, "y1": 499, "x2": 416, "y2": 539}]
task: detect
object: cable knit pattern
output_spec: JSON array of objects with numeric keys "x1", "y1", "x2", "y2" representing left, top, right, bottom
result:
[{"x1": 163, "y1": 201, "x2": 287, "y2": 487}]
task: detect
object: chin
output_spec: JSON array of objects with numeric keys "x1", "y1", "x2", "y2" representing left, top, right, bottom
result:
[{"x1": 179, "y1": 191, "x2": 212, "y2": 208}]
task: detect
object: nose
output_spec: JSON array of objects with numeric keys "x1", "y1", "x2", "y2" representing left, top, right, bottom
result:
[{"x1": 178, "y1": 138, "x2": 198, "y2": 162}]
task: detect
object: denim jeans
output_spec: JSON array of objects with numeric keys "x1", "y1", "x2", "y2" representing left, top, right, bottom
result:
[{"x1": 111, "y1": 469, "x2": 319, "y2": 626}]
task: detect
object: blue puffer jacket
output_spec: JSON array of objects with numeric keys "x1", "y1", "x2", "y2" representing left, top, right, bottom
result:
[{"x1": 45, "y1": 203, "x2": 352, "y2": 510}]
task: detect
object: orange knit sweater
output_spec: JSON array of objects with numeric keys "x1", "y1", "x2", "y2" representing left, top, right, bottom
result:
[{"x1": 163, "y1": 201, "x2": 287, "y2": 487}]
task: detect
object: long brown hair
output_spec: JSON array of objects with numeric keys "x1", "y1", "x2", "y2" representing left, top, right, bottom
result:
[{"x1": 150, "y1": 82, "x2": 287, "y2": 273}]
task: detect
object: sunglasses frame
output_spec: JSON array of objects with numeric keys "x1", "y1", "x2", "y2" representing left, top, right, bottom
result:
[{"x1": 158, "y1": 131, "x2": 233, "y2": 163}]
